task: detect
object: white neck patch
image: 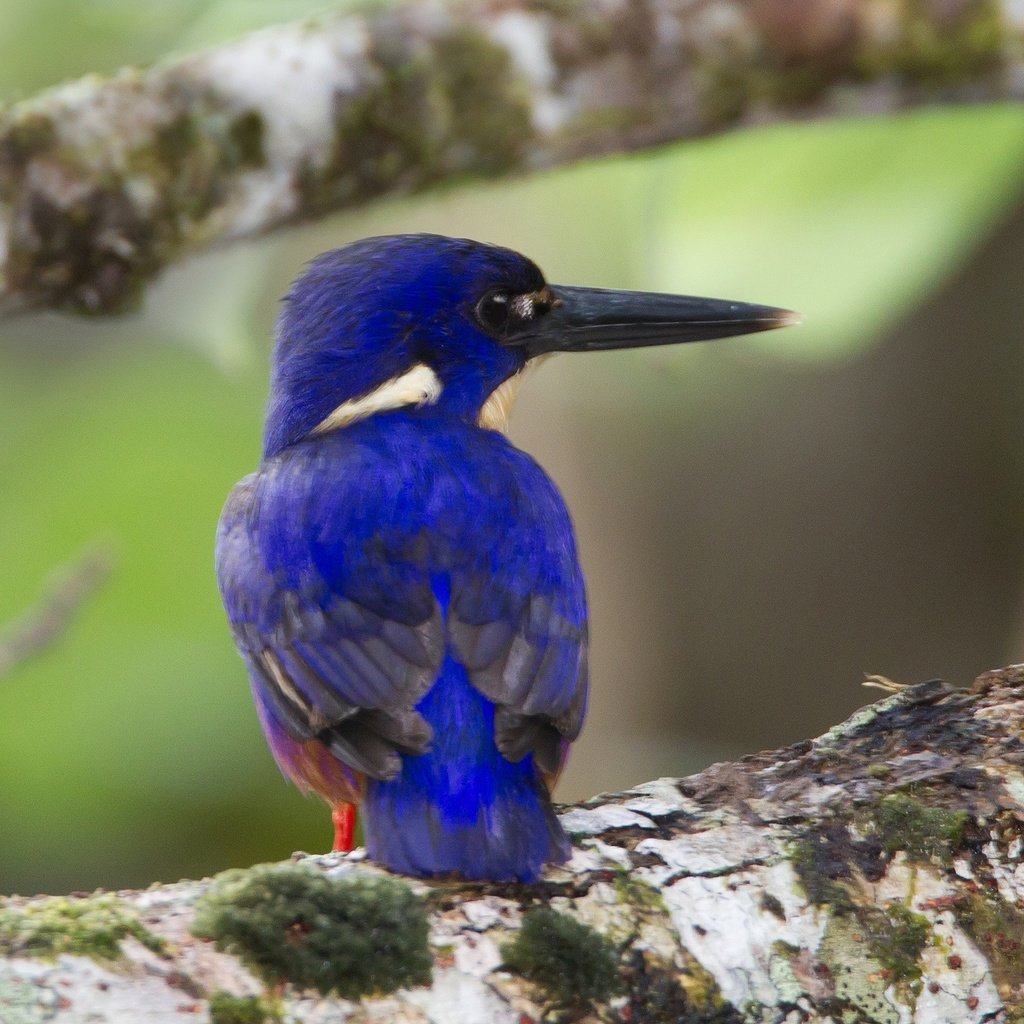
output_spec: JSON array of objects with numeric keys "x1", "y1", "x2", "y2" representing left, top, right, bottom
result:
[{"x1": 311, "y1": 363, "x2": 442, "y2": 436}]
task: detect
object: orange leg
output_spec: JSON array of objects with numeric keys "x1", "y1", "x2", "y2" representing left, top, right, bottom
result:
[{"x1": 331, "y1": 803, "x2": 357, "y2": 853}]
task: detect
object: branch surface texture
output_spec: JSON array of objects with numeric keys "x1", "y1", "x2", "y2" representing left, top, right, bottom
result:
[
  {"x1": 2, "y1": 667, "x2": 1023, "y2": 1022},
  {"x1": 1, "y1": 0, "x2": 1022, "y2": 314}
]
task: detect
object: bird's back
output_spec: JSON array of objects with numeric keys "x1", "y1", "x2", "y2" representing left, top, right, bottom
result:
[{"x1": 216, "y1": 409, "x2": 588, "y2": 880}]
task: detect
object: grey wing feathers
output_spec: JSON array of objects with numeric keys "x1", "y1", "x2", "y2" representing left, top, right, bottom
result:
[
  {"x1": 217, "y1": 479, "x2": 445, "y2": 781},
  {"x1": 449, "y1": 594, "x2": 588, "y2": 774}
]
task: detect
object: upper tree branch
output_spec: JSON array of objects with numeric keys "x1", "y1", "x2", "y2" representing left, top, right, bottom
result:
[{"x1": 1, "y1": 0, "x2": 1022, "y2": 316}]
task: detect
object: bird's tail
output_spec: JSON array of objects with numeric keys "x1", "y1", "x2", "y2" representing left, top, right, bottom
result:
[{"x1": 363, "y1": 656, "x2": 570, "y2": 882}]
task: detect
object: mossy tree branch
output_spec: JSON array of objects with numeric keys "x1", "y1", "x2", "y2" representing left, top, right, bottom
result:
[
  {"x1": 1, "y1": 0, "x2": 1022, "y2": 315},
  {"x1": 2, "y1": 666, "x2": 1023, "y2": 1022}
]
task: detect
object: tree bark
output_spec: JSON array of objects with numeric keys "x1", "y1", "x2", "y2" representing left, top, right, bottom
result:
[
  {"x1": 1, "y1": 0, "x2": 1022, "y2": 316},
  {"x1": 2, "y1": 666, "x2": 1023, "y2": 1023}
]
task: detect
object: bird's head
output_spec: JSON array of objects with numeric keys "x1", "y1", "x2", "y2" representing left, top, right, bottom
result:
[{"x1": 264, "y1": 233, "x2": 798, "y2": 457}]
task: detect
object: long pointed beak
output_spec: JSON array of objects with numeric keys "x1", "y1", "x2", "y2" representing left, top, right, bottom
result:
[{"x1": 519, "y1": 284, "x2": 800, "y2": 357}]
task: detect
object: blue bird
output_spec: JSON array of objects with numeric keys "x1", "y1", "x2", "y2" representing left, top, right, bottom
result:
[{"x1": 216, "y1": 234, "x2": 796, "y2": 882}]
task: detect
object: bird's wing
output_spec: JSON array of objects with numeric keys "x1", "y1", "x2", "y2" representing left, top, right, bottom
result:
[
  {"x1": 216, "y1": 461, "x2": 445, "y2": 782},
  {"x1": 448, "y1": 448, "x2": 589, "y2": 778}
]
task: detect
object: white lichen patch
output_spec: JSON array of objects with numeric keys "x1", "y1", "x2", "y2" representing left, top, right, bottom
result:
[
  {"x1": 559, "y1": 804, "x2": 656, "y2": 835},
  {"x1": 196, "y1": 18, "x2": 369, "y2": 169},
  {"x1": 453, "y1": 933, "x2": 502, "y2": 977},
  {"x1": 621, "y1": 776, "x2": 700, "y2": 814},
  {"x1": 619, "y1": 796, "x2": 687, "y2": 817},
  {"x1": 748, "y1": 782, "x2": 851, "y2": 821},
  {"x1": 429, "y1": 896, "x2": 521, "y2": 955},
  {"x1": 907, "y1": 870, "x2": 1002, "y2": 1021},
  {"x1": 406, "y1": 967, "x2": 520, "y2": 1024},
  {"x1": 982, "y1": 832, "x2": 1024, "y2": 906},
  {"x1": 461, "y1": 900, "x2": 503, "y2": 932},
  {"x1": 650, "y1": 859, "x2": 827, "y2": 1011},
  {"x1": 192, "y1": 17, "x2": 373, "y2": 230},
  {"x1": 561, "y1": 846, "x2": 606, "y2": 874},
  {"x1": 483, "y1": 10, "x2": 569, "y2": 134},
  {"x1": 1, "y1": 953, "x2": 205, "y2": 1022},
  {"x1": 954, "y1": 857, "x2": 975, "y2": 880},
  {"x1": 864, "y1": 854, "x2": 918, "y2": 905},
  {"x1": 0, "y1": 962, "x2": 60, "y2": 1024},
  {"x1": 290, "y1": 992, "x2": 424, "y2": 1023},
  {"x1": 634, "y1": 822, "x2": 776, "y2": 875},
  {"x1": 917, "y1": 934, "x2": 1001, "y2": 1023},
  {"x1": 34, "y1": 68, "x2": 165, "y2": 160},
  {"x1": 635, "y1": 917, "x2": 684, "y2": 964},
  {"x1": 1000, "y1": 769, "x2": 1024, "y2": 814},
  {"x1": 581, "y1": 837, "x2": 632, "y2": 869}
]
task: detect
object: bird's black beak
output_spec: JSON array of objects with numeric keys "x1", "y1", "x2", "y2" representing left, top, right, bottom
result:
[{"x1": 518, "y1": 284, "x2": 799, "y2": 357}]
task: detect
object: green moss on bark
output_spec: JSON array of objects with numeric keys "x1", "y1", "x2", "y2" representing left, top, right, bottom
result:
[
  {"x1": 0, "y1": 895, "x2": 166, "y2": 961},
  {"x1": 862, "y1": 903, "x2": 931, "y2": 988},
  {"x1": 208, "y1": 992, "x2": 280, "y2": 1024},
  {"x1": 0, "y1": 93, "x2": 267, "y2": 314},
  {"x1": 866, "y1": 792, "x2": 968, "y2": 862},
  {"x1": 192, "y1": 865, "x2": 432, "y2": 998},
  {"x1": 300, "y1": 26, "x2": 533, "y2": 213},
  {"x1": 856, "y1": 0, "x2": 1006, "y2": 87},
  {"x1": 502, "y1": 906, "x2": 619, "y2": 1006},
  {"x1": 951, "y1": 889, "x2": 1024, "y2": 998}
]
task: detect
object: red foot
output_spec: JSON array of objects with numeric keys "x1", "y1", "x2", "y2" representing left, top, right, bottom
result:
[{"x1": 331, "y1": 803, "x2": 357, "y2": 853}]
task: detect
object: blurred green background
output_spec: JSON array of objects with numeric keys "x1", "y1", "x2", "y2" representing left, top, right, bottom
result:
[{"x1": 2, "y1": 2, "x2": 1024, "y2": 896}]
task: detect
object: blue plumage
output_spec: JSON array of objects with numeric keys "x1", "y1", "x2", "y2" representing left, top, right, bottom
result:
[
  {"x1": 262, "y1": 236, "x2": 536, "y2": 456},
  {"x1": 216, "y1": 234, "x2": 794, "y2": 881},
  {"x1": 365, "y1": 654, "x2": 568, "y2": 881}
]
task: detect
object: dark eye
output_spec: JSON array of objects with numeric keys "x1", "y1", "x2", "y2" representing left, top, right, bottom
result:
[{"x1": 475, "y1": 290, "x2": 511, "y2": 333}]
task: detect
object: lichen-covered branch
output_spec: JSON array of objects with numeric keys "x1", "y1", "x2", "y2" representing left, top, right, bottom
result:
[
  {"x1": 3, "y1": 666, "x2": 1023, "y2": 1023},
  {"x1": 1, "y1": 0, "x2": 1022, "y2": 315}
]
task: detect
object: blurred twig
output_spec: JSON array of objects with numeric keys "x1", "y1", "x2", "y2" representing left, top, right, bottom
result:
[
  {"x1": 0, "y1": 546, "x2": 114, "y2": 679},
  {"x1": 0, "y1": 0, "x2": 1022, "y2": 315}
]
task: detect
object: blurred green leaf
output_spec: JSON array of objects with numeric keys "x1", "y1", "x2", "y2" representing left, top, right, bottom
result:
[{"x1": 645, "y1": 105, "x2": 1024, "y2": 362}]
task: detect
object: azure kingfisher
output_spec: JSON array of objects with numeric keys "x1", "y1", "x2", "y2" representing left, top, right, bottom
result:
[{"x1": 216, "y1": 234, "x2": 796, "y2": 882}]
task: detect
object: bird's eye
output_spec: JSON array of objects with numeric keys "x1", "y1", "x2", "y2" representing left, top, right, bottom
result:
[{"x1": 475, "y1": 290, "x2": 512, "y2": 334}]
